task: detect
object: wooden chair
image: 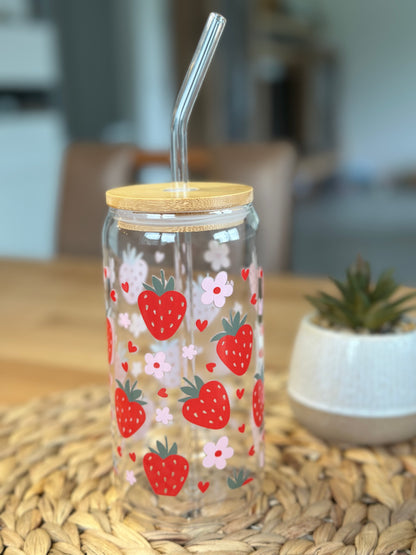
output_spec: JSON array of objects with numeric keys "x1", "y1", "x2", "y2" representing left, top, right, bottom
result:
[
  {"x1": 57, "y1": 143, "x2": 138, "y2": 256},
  {"x1": 206, "y1": 142, "x2": 296, "y2": 272},
  {"x1": 57, "y1": 141, "x2": 296, "y2": 271}
]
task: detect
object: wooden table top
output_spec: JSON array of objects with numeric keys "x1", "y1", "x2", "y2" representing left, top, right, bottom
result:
[{"x1": 0, "y1": 257, "x2": 327, "y2": 405}]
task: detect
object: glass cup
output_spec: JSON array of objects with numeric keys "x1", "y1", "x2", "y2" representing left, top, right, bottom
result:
[{"x1": 102, "y1": 182, "x2": 264, "y2": 523}]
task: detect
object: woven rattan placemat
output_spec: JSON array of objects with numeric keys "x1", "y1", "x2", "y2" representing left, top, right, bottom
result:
[{"x1": 1, "y1": 375, "x2": 415, "y2": 555}]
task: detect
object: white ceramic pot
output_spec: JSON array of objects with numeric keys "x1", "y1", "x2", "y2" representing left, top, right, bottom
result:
[{"x1": 288, "y1": 314, "x2": 416, "y2": 445}]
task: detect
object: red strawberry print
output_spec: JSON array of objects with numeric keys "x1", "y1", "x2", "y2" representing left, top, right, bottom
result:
[
  {"x1": 115, "y1": 379, "x2": 147, "y2": 438},
  {"x1": 138, "y1": 271, "x2": 187, "y2": 340},
  {"x1": 228, "y1": 469, "x2": 253, "y2": 489},
  {"x1": 106, "y1": 316, "x2": 114, "y2": 364},
  {"x1": 143, "y1": 437, "x2": 189, "y2": 496},
  {"x1": 179, "y1": 375, "x2": 230, "y2": 429},
  {"x1": 252, "y1": 365, "x2": 264, "y2": 428},
  {"x1": 211, "y1": 312, "x2": 253, "y2": 376}
]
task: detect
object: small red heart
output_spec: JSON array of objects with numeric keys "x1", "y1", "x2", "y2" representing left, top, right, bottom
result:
[
  {"x1": 238, "y1": 424, "x2": 245, "y2": 433},
  {"x1": 206, "y1": 362, "x2": 216, "y2": 373},
  {"x1": 249, "y1": 445, "x2": 255, "y2": 456},
  {"x1": 236, "y1": 388, "x2": 245, "y2": 399},
  {"x1": 110, "y1": 290, "x2": 117, "y2": 302},
  {"x1": 196, "y1": 319, "x2": 208, "y2": 332},
  {"x1": 129, "y1": 452, "x2": 136, "y2": 462},
  {"x1": 128, "y1": 341, "x2": 137, "y2": 353},
  {"x1": 241, "y1": 268, "x2": 249, "y2": 281},
  {"x1": 103, "y1": 267, "x2": 108, "y2": 279},
  {"x1": 122, "y1": 362, "x2": 128, "y2": 372},
  {"x1": 259, "y1": 268, "x2": 264, "y2": 278},
  {"x1": 198, "y1": 481, "x2": 209, "y2": 493},
  {"x1": 158, "y1": 388, "x2": 168, "y2": 398},
  {"x1": 250, "y1": 293, "x2": 257, "y2": 305},
  {"x1": 117, "y1": 446, "x2": 122, "y2": 457},
  {"x1": 121, "y1": 282, "x2": 129, "y2": 292}
]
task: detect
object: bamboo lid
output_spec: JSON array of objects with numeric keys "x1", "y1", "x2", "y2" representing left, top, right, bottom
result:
[{"x1": 106, "y1": 182, "x2": 253, "y2": 213}]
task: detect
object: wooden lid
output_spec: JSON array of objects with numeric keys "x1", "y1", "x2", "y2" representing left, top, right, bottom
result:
[{"x1": 105, "y1": 182, "x2": 253, "y2": 213}]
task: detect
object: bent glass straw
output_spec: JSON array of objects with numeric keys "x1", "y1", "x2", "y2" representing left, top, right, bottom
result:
[{"x1": 170, "y1": 12, "x2": 226, "y2": 187}]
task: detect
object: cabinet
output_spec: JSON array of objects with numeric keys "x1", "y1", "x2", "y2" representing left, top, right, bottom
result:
[{"x1": 0, "y1": 19, "x2": 67, "y2": 258}]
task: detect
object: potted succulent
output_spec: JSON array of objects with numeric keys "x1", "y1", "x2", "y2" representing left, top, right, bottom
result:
[{"x1": 288, "y1": 256, "x2": 416, "y2": 445}]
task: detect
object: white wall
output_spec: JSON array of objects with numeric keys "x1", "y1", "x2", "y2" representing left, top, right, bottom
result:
[
  {"x1": 317, "y1": 0, "x2": 416, "y2": 179},
  {"x1": 0, "y1": 111, "x2": 66, "y2": 258}
]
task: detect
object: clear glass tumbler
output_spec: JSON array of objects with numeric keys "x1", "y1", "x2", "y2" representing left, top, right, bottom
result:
[{"x1": 102, "y1": 182, "x2": 264, "y2": 523}]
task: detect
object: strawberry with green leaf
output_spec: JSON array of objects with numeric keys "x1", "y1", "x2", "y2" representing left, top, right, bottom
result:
[
  {"x1": 115, "y1": 379, "x2": 147, "y2": 438},
  {"x1": 143, "y1": 437, "x2": 189, "y2": 496},
  {"x1": 227, "y1": 469, "x2": 253, "y2": 489},
  {"x1": 138, "y1": 270, "x2": 187, "y2": 340},
  {"x1": 211, "y1": 312, "x2": 253, "y2": 375},
  {"x1": 179, "y1": 375, "x2": 230, "y2": 429}
]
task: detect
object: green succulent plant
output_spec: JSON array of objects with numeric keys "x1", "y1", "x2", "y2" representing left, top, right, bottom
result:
[{"x1": 307, "y1": 256, "x2": 416, "y2": 333}]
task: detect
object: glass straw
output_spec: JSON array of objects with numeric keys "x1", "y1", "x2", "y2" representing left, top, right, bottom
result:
[{"x1": 170, "y1": 12, "x2": 226, "y2": 187}]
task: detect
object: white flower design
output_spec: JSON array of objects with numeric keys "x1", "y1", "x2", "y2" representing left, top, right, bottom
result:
[
  {"x1": 131, "y1": 361, "x2": 142, "y2": 377},
  {"x1": 118, "y1": 312, "x2": 131, "y2": 328},
  {"x1": 204, "y1": 240, "x2": 231, "y2": 271},
  {"x1": 144, "y1": 352, "x2": 171, "y2": 379},
  {"x1": 233, "y1": 301, "x2": 243, "y2": 314},
  {"x1": 129, "y1": 313, "x2": 147, "y2": 338},
  {"x1": 155, "y1": 406, "x2": 173, "y2": 425},
  {"x1": 202, "y1": 436, "x2": 234, "y2": 469},
  {"x1": 182, "y1": 344, "x2": 197, "y2": 360},
  {"x1": 201, "y1": 271, "x2": 233, "y2": 308}
]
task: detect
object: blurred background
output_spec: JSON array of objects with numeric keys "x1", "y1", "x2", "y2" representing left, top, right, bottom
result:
[{"x1": 1, "y1": 0, "x2": 416, "y2": 282}]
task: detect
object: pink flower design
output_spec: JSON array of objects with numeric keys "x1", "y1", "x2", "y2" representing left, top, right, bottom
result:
[
  {"x1": 201, "y1": 271, "x2": 233, "y2": 308},
  {"x1": 202, "y1": 436, "x2": 234, "y2": 469},
  {"x1": 144, "y1": 352, "x2": 171, "y2": 379},
  {"x1": 182, "y1": 344, "x2": 197, "y2": 360},
  {"x1": 257, "y1": 298, "x2": 264, "y2": 316},
  {"x1": 155, "y1": 406, "x2": 173, "y2": 424},
  {"x1": 125, "y1": 470, "x2": 136, "y2": 485},
  {"x1": 249, "y1": 262, "x2": 258, "y2": 296}
]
